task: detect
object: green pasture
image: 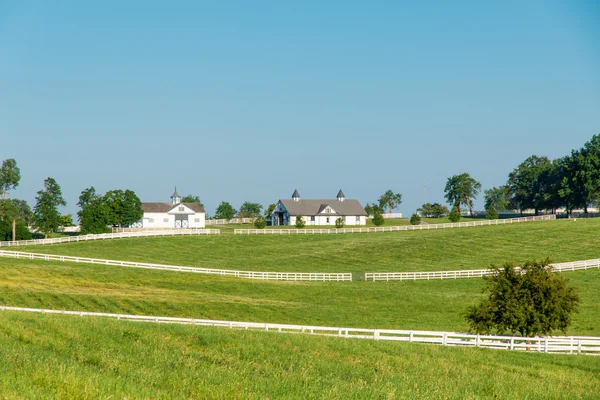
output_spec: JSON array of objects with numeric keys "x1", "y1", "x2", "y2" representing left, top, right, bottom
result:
[
  {"x1": 1, "y1": 258, "x2": 598, "y2": 335},
  {"x1": 18, "y1": 218, "x2": 600, "y2": 273},
  {"x1": 0, "y1": 311, "x2": 598, "y2": 399}
]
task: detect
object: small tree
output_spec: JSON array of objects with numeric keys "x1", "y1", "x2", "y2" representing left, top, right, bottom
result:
[
  {"x1": 378, "y1": 190, "x2": 402, "y2": 215},
  {"x1": 181, "y1": 195, "x2": 204, "y2": 208},
  {"x1": 410, "y1": 213, "x2": 421, "y2": 225},
  {"x1": 33, "y1": 177, "x2": 66, "y2": 238},
  {"x1": 214, "y1": 202, "x2": 237, "y2": 220},
  {"x1": 265, "y1": 203, "x2": 277, "y2": 217},
  {"x1": 431, "y1": 203, "x2": 449, "y2": 218},
  {"x1": 238, "y1": 202, "x2": 263, "y2": 219},
  {"x1": 466, "y1": 259, "x2": 580, "y2": 337},
  {"x1": 485, "y1": 205, "x2": 498, "y2": 220},
  {"x1": 364, "y1": 203, "x2": 384, "y2": 217},
  {"x1": 295, "y1": 214, "x2": 305, "y2": 229},
  {"x1": 448, "y1": 205, "x2": 461, "y2": 222},
  {"x1": 335, "y1": 217, "x2": 345, "y2": 228},
  {"x1": 254, "y1": 216, "x2": 266, "y2": 229},
  {"x1": 372, "y1": 211, "x2": 384, "y2": 226}
]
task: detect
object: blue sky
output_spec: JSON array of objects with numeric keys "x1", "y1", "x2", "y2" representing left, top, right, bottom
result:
[{"x1": 1, "y1": 1, "x2": 599, "y2": 218}]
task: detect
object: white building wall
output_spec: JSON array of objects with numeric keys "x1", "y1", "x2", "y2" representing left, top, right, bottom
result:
[
  {"x1": 289, "y1": 215, "x2": 366, "y2": 226},
  {"x1": 142, "y1": 212, "x2": 206, "y2": 228}
]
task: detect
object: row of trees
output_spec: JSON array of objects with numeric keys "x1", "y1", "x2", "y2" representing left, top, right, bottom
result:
[{"x1": 78, "y1": 188, "x2": 143, "y2": 234}]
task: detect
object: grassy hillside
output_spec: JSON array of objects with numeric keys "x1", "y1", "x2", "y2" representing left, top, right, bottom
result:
[
  {"x1": 17, "y1": 218, "x2": 600, "y2": 273},
  {"x1": 1, "y1": 258, "x2": 599, "y2": 335},
  {"x1": 0, "y1": 311, "x2": 598, "y2": 399}
]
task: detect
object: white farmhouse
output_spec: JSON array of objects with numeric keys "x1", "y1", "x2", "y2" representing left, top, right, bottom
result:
[
  {"x1": 272, "y1": 189, "x2": 367, "y2": 226},
  {"x1": 136, "y1": 188, "x2": 206, "y2": 229}
]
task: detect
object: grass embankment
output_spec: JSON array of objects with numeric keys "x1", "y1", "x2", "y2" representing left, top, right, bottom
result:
[
  {"x1": 0, "y1": 312, "x2": 598, "y2": 399},
  {"x1": 1, "y1": 258, "x2": 599, "y2": 335},
  {"x1": 18, "y1": 218, "x2": 600, "y2": 273}
]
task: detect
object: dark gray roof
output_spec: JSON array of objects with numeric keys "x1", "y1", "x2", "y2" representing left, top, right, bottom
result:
[
  {"x1": 337, "y1": 189, "x2": 345, "y2": 199},
  {"x1": 292, "y1": 189, "x2": 300, "y2": 198},
  {"x1": 278, "y1": 199, "x2": 367, "y2": 216},
  {"x1": 142, "y1": 202, "x2": 205, "y2": 213}
]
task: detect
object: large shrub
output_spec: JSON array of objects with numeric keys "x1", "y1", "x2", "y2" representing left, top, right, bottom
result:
[
  {"x1": 372, "y1": 211, "x2": 384, "y2": 226},
  {"x1": 295, "y1": 215, "x2": 305, "y2": 229},
  {"x1": 253, "y1": 216, "x2": 266, "y2": 229},
  {"x1": 410, "y1": 213, "x2": 421, "y2": 225},
  {"x1": 335, "y1": 217, "x2": 345, "y2": 228},
  {"x1": 486, "y1": 205, "x2": 499, "y2": 220},
  {"x1": 448, "y1": 205, "x2": 461, "y2": 223}
]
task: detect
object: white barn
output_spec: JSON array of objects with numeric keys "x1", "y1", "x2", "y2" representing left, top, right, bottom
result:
[
  {"x1": 272, "y1": 189, "x2": 367, "y2": 226},
  {"x1": 136, "y1": 188, "x2": 206, "y2": 229}
]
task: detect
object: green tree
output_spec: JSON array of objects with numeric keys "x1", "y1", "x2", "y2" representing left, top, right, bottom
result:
[
  {"x1": 214, "y1": 202, "x2": 237, "y2": 220},
  {"x1": 121, "y1": 190, "x2": 143, "y2": 227},
  {"x1": 409, "y1": 213, "x2": 421, "y2": 225},
  {"x1": 448, "y1": 205, "x2": 461, "y2": 222},
  {"x1": 484, "y1": 186, "x2": 512, "y2": 211},
  {"x1": 33, "y1": 177, "x2": 66, "y2": 238},
  {"x1": 11, "y1": 199, "x2": 32, "y2": 225},
  {"x1": 378, "y1": 190, "x2": 402, "y2": 215},
  {"x1": 372, "y1": 210, "x2": 384, "y2": 226},
  {"x1": 507, "y1": 155, "x2": 552, "y2": 215},
  {"x1": 417, "y1": 203, "x2": 448, "y2": 218},
  {"x1": 485, "y1": 205, "x2": 498, "y2": 220},
  {"x1": 58, "y1": 214, "x2": 74, "y2": 228},
  {"x1": 444, "y1": 173, "x2": 482, "y2": 215},
  {"x1": 78, "y1": 187, "x2": 111, "y2": 234},
  {"x1": 253, "y1": 216, "x2": 266, "y2": 229},
  {"x1": 0, "y1": 199, "x2": 20, "y2": 242},
  {"x1": 265, "y1": 203, "x2": 277, "y2": 216},
  {"x1": 466, "y1": 259, "x2": 580, "y2": 337},
  {"x1": 364, "y1": 203, "x2": 384, "y2": 217},
  {"x1": 238, "y1": 202, "x2": 263, "y2": 219},
  {"x1": 181, "y1": 195, "x2": 204, "y2": 208},
  {"x1": 0, "y1": 158, "x2": 20, "y2": 199},
  {"x1": 335, "y1": 216, "x2": 344, "y2": 228},
  {"x1": 295, "y1": 214, "x2": 305, "y2": 228},
  {"x1": 568, "y1": 135, "x2": 600, "y2": 213}
]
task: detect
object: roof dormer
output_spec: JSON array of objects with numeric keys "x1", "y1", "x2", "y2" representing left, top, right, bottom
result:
[
  {"x1": 292, "y1": 189, "x2": 300, "y2": 202},
  {"x1": 337, "y1": 189, "x2": 345, "y2": 202}
]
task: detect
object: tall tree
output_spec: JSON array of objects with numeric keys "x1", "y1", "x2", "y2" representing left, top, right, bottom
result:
[
  {"x1": 11, "y1": 199, "x2": 33, "y2": 225},
  {"x1": 569, "y1": 135, "x2": 600, "y2": 213},
  {"x1": 238, "y1": 202, "x2": 263, "y2": 219},
  {"x1": 483, "y1": 186, "x2": 512, "y2": 211},
  {"x1": 181, "y1": 195, "x2": 204, "y2": 208},
  {"x1": 0, "y1": 159, "x2": 20, "y2": 199},
  {"x1": 78, "y1": 187, "x2": 111, "y2": 234},
  {"x1": 214, "y1": 202, "x2": 237, "y2": 220},
  {"x1": 121, "y1": 190, "x2": 143, "y2": 227},
  {"x1": 378, "y1": 190, "x2": 402, "y2": 215},
  {"x1": 444, "y1": 173, "x2": 482, "y2": 215},
  {"x1": 507, "y1": 155, "x2": 552, "y2": 215},
  {"x1": 33, "y1": 177, "x2": 66, "y2": 238}
]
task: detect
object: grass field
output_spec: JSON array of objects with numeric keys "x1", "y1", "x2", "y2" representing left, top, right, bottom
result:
[
  {"x1": 18, "y1": 218, "x2": 600, "y2": 273},
  {"x1": 1, "y1": 258, "x2": 599, "y2": 335},
  {"x1": 4, "y1": 217, "x2": 600, "y2": 398},
  {"x1": 1, "y1": 311, "x2": 599, "y2": 399}
]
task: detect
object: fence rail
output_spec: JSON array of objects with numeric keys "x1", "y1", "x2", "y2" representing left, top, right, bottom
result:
[
  {"x1": 1, "y1": 306, "x2": 598, "y2": 355},
  {"x1": 205, "y1": 218, "x2": 255, "y2": 225},
  {"x1": 234, "y1": 215, "x2": 556, "y2": 235},
  {"x1": 365, "y1": 258, "x2": 600, "y2": 281},
  {"x1": 0, "y1": 229, "x2": 220, "y2": 248},
  {"x1": 0, "y1": 250, "x2": 351, "y2": 281}
]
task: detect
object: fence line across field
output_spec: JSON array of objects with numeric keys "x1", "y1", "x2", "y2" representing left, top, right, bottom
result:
[
  {"x1": 1, "y1": 248, "x2": 597, "y2": 283},
  {"x1": 0, "y1": 229, "x2": 220, "y2": 248},
  {"x1": 0, "y1": 250, "x2": 351, "y2": 281},
  {"x1": 1, "y1": 306, "x2": 598, "y2": 355},
  {"x1": 364, "y1": 258, "x2": 600, "y2": 281},
  {"x1": 234, "y1": 215, "x2": 556, "y2": 235}
]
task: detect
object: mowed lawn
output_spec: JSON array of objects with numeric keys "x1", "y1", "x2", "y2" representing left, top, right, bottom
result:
[
  {"x1": 17, "y1": 218, "x2": 600, "y2": 273},
  {"x1": 1, "y1": 258, "x2": 599, "y2": 335},
  {"x1": 0, "y1": 312, "x2": 598, "y2": 399}
]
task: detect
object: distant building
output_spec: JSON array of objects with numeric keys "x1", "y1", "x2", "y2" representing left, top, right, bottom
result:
[
  {"x1": 134, "y1": 187, "x2": 206, "y2": 228},
  {"x1": 271, "y1": 189, "x2": 367, "y2": 226}
]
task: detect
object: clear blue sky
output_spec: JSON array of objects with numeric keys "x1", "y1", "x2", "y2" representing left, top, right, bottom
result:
[{"x1": 1, "y1": 1, "x2": 599, "y2": 218}]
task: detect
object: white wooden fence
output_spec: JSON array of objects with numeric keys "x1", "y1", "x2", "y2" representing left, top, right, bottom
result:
[
  {"x1": 234, "y1": 215, "x2": 556, "y2": 235},
  {"x1": 1, "y1": 306, "x2": 598, "y2": 355},
  {"x1": 205, "y1": 218, "x2": 255, "y2": 225},
  {"x1": 0, "y1": 250, "x2": 351, "y2": 281},
  {"x1": 365, "y1": 258, "x2": 600, "y2": 281},
  {"x1": 0, "y1": 229, "x2": 220, "y2": 248}
]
